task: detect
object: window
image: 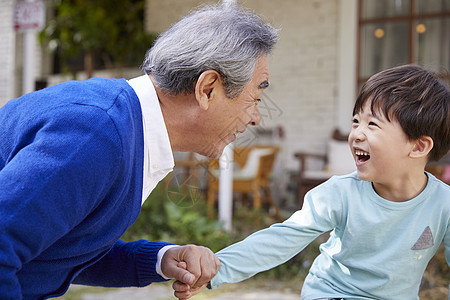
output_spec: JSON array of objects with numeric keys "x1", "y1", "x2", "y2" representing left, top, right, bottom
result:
[{"x1": 358, "y1": 0, "x2": 450, "y2": 86}]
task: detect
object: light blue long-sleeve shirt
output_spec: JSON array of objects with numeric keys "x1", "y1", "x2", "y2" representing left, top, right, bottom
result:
[{"x1": 211, "y1": 172, "x2": 450, "y2": 300}]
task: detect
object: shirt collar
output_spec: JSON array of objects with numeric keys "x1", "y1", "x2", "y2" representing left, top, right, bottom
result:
[{"x1": 128, "y1": 74, "x2": 174, "y2": 173}]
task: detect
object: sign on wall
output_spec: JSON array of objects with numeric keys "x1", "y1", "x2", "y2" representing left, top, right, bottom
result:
[{"x1": 13, "y1": 0, "x2": 45, "y2": 32}]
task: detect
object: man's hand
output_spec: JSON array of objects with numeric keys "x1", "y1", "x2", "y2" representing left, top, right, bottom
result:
[
  {"x1": 172, "y1": 262, "x2": 209, "y2": 300},
  {"x1": 161, "y1": 245, "x2": 220, "y2": 291}
]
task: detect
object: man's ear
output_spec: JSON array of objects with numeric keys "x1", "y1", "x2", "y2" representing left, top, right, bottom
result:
[
  {"x1": 195, "y1": 70, "x2": 221, "y2": 111},
  {"x1": 410, "y1": 136, "x2": 433, "y2": 159}
]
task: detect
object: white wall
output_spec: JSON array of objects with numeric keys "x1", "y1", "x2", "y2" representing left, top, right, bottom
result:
[
  {"x1": 245, "y1": 0, "x2": 341, "y2": 171},
  {"x1": 336, "y1": 0, "x2": 358, "y2": 134},
  {"x1": 0, "y1": 0, "x2": 358, "y2": 182},
  {"x1": 0, "y1": 0, "x2": 17, "y2": 107},
  {"x1": 144, "y1": 0, "x2": 358, "y2": 185}
]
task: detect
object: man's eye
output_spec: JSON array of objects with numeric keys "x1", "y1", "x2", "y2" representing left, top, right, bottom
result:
[{"x1": 256, "y1": 98, "x2": 262, "y2": 103}]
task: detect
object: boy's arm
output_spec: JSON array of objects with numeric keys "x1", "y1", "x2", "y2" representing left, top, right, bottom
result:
[
  {"x1": 210, "y1": 182, "x2": 341, "y2": 289},
  {"x1": 171, "y1": 223, "x2": 317, "y2": 300},
  {"x1": 210, "y1": 219, "x2": 321, "y2": 288},
  {"x1": 172, "y1": 179, "x2": 343, "y2": 299}
]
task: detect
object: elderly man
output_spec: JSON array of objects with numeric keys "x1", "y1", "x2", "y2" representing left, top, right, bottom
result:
[{"x1": 0, "y1": 3, "x2": 278, "y2": 299}]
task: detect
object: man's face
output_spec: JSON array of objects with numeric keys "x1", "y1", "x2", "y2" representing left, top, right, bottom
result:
[{"x1": 201, "y1": 55, "x2": 270, "y2": 158}]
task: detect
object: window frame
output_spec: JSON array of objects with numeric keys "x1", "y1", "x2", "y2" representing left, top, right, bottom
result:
[{"x1": 357, "y1": 0, "x2": 450, "y2": 87}]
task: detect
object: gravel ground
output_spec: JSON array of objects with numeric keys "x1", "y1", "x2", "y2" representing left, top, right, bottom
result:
[{"x1": 65, "y1": 283, "x2": 300, "y2": 300}]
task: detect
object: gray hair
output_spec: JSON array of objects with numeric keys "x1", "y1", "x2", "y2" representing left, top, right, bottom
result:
[{"x1": 142, "y1": 3, "x2": 278, "y2": 98}]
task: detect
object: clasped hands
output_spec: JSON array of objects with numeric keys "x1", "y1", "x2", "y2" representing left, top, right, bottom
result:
[{"x1": 161, "y1": 245, "x2": 220, "y2": 300}]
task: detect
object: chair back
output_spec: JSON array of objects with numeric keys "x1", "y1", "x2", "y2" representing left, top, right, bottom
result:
[
  {"x1": 326, "y1": 139, "x2": 356, "y2": 174},
  {"x1": 236, "y1": 148, "x2": 274, "y2": 178},
  {"x1": 255, "y1": 151, "x2": 277, "y2": 182},
  {"x1": 206, "y1": 145, "x2": 281, "y2": 220},
  {"x1": 207, "y1": 145, "x2": 279, "y2": 180}
]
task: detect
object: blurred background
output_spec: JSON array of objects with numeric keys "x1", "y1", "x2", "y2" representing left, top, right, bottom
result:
[{"x1": 0, "y1": 0, "x2": 449, "y2": 299}]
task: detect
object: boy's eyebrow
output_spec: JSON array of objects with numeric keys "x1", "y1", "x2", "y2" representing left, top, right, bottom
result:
[
  {"x1": 367, "y1": 109, "x2": 384, "y2": 121},
  {"x1": 258, "y1": 81, "x2": 269, "y2": 89}
]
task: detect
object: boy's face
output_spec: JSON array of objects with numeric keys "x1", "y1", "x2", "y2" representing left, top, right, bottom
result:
[{"x1": 348, "y1": 100, "x2": 416, "y2": 186}]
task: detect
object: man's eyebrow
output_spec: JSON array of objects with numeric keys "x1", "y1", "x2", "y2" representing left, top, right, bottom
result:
[{"x1": 258, "y1": 81, "x2": 269, "y2": 89}]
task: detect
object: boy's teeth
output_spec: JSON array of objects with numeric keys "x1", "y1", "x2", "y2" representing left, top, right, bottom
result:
[{"x1": 355, "y1": 150, "x2": 369, "y2": 156}]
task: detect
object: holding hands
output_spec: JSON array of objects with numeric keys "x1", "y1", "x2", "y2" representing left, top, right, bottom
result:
[{"x1": 161, "y1": 245, "x2": 219, "y2": 299}]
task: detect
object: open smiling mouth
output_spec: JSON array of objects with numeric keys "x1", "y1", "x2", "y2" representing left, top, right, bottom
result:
[{"x1": 355, "y1": 150, "x2": 370, "y2": 163}]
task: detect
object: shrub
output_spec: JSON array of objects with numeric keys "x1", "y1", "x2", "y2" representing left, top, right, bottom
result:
[{"x1": 121, "y1": 181, "x2": 230, "y2": 252}]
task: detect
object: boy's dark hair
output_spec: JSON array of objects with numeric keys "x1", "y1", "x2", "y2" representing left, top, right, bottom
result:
[{"x1": 353, "y1": 64, "x2": 450, "y2": 162}]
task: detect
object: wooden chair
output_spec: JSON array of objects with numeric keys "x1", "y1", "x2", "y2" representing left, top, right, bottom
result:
[
  {"x1": 425, "y1": 151, "x2": 450, "y2": 184},
  {"x1": 294, "y1": 129, "x2": 355, "y2": 208},
  {"x1": 171, "y1": 152, "x2": 208, "y2": 187},
  {"x1": 207, "y1": 145, "x2": 282, "y2": 221}
]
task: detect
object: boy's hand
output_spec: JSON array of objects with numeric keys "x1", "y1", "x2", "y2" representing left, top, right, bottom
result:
[
  {"x1": 161, "y1": 245, "x2": 220, "y2": 289},
  {"x1": 172, "y1": 262, "x2": 209, "y2": 300}
]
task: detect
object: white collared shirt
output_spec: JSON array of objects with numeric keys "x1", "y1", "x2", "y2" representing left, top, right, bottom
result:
[
  {"x1": 128, "y1": 75, "x2": 176, "y2": 279},
  {"x1": 128, "y1": 75, "x2": 174, "y2": 204}
]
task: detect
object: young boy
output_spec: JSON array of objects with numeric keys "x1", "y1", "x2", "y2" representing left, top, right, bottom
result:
[{"x1": 174, "y1": 64, "x2": 450, "y2": 300}]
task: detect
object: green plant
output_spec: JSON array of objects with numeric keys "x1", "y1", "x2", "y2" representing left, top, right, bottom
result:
[
  {"x1": 122, "y1": 181, "x2": 322, "y2": 283},
  {"x1": 40, "y1": 0, "x2": 156, "y2": 77},
  {"x1": 121, "y1": 182, "x2": 231, "y2": 252}
]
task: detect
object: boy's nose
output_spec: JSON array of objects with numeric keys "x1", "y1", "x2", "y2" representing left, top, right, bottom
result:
[
  {"x1": 355, "y1": 130, "x2": 366, "y2": 141},
  {"x1": 351, "y1": 127, "x2": 366, "y2": 142}
]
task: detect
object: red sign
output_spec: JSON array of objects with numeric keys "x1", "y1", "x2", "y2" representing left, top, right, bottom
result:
[{"x1": 13, "y1": 1, "x2": 45, "y2": 31}]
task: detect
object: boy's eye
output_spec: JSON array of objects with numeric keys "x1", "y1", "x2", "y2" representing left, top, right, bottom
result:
[
  {"x1": 352, "y1": 118, "x2": 359, "y2": 124},
  {"x1": 369, "y1": 121, "x2": 378, "y2": 126}
]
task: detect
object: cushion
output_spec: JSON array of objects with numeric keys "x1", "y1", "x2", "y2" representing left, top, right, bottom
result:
[
  {"x1": 326, "y1": 139, "x2": 356, "y2": 175},
  {"x1": 233, "y1": 148, "x2": 273, "y2": 179}
]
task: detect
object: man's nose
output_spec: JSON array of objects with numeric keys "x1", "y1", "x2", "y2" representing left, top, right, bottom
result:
[{"x1": 249, "y1": 105, "x2": 261, "y2": 126}]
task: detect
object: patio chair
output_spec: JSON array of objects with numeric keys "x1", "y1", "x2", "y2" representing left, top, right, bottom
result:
[
  {"x1": 294, "y1": 129, "x2": 355, "y2": 208},
  {"x1": 206, "y1": 145, "x2": 282, "y2": 220}
]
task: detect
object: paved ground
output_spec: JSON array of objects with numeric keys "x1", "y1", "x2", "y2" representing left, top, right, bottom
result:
[{"x1": 65, "y1": 283, "x2": 300, "y2": 300}]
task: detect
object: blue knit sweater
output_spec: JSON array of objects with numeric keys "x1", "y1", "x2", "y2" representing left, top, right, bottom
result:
[{"x1": 0, "y1": 78, "x2": 172, "y2": 299}]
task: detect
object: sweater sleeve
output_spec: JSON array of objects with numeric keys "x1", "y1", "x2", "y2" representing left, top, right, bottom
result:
[
  {"x1": 73, "y1": 240, "x2": 174, "y2": 287},
  {"x1": 210, "y1": 179, "x2": 342, "y2": 289},
  {"x1": 0, "y1": 104, "x2": 122, "y2": 298}
]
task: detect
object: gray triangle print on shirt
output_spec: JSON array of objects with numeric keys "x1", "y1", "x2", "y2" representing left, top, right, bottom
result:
[{"x1": 411, "y1": 226, "x2": 434, "y2": 250}]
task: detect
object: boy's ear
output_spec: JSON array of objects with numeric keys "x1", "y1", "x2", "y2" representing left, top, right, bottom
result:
[
  {"x1": 194, "y1": 70, "x2": 221, "y2": 111},
  {"x1": 410, "y1": 136, "x2": 433, "y2": 159}
]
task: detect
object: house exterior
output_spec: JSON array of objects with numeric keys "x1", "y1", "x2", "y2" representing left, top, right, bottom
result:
[
  {"x1": 0, "y1": 0, "x2": 448, "y2": 194},
  {"x1": 0, "y1": 0, "x2": 20, "y2": 104}
]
